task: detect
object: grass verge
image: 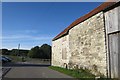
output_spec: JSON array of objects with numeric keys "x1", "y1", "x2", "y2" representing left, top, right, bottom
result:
[
  {"x1": 49, "y1": 66, "x2": 119, "y2": 80},
  {"x1": 49, "y1": 66, "x2": 95, "y2": 79}
]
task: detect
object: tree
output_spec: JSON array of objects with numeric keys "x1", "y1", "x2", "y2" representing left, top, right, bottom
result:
[
  {"x1": 2, "y1": 49, "x2": 9, "y2": 55},
  {"x1": 28, "y1": 44, "x2": 51, "y2": 59},
  {"x1": 40, "y1": 44, "x2": 51, "y2": 59},
  {"x1": 19, "y1": 50, "x2": 29, "y2": 57},
  {"x1": 28, "y1": 46, "x2": 40, "y2": 58},
  {"x1": 11, "y1": 49, "x2": 19, "y2": 56}
]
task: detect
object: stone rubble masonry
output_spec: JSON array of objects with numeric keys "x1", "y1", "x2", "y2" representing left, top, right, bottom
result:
[
  {"x1": 52, "y1": 35, "x2": 70, "y2": 67},
  {"x1": 69, "y1": 12, "x2": 106, "y2": 76},
  {"x1": 52, "y1": 12, "x2": 107, "y2": 76}
]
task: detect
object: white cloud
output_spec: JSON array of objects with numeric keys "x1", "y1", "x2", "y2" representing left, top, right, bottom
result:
[
  {"x1": 2, "y1": 34, "x2": 53, "y2": 41},
  {"x1": 22, "y1": 30, "x2": 38, "y2": 34},
  {"x1": 1, "y1": 34, "x2": 53, "y2": 49},
  {"x1": 2, "y1": 29, "x2": 54, "y2": 49}
]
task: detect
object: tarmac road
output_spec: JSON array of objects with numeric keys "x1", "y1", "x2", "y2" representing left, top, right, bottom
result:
[
  {"x1": 3, "y1": 67, "x2": 72, "y2": 78},
  {"x1": 2, "y1": 62, "x2": 73, "y2": 79}
]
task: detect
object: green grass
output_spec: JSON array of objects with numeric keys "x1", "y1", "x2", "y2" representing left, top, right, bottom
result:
[
  {"x1": 5, "y1": 55, "x2": 22, "y2": 62},
  {"x1": 4, "y1": 55, "x2": 28, "y2": 62},
  {"x1": 49, "y1": 66, "x2": 95, "y2": 79},
  {"x1": 49, "y1": 66, "x2": 118, "y2": 80},
  {"x1": 4, "y1": 55, "x2": 50, "y2": 63}
]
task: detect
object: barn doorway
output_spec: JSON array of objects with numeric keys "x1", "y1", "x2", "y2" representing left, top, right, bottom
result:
[
  {"x1": 108, "y1": 32, "x2": 119, "y2": 78},
  {"x1": 104, "y1": 6, "x2": 120, "y2": 78}
]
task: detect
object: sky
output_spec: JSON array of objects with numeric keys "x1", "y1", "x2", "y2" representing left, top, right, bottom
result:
[{"x1": 2, "y1": 2, "x2": 102, "y2": 50}]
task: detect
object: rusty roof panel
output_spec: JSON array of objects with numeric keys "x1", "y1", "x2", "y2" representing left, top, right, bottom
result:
[{"x1": 52, "y1": 2, "x2": 117, "y2": 41}]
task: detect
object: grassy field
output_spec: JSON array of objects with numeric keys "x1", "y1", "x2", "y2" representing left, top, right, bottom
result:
[
  {"x1": 4, "y1": 55, "x2": 23, "y2": 62},
  {"x1": 4, "y1": 55, "x2": 51, "y2": 64}
]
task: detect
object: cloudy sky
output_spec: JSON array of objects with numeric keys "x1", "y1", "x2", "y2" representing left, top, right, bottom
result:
[{"x1": 2, "y1": 2, "x2": 102, "y2": 50}]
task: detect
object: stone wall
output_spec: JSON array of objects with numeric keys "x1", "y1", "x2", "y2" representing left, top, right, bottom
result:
[
  {"x1": 52, "y1": 12, "x2": 107, "y2": 76},
  {"x1": 69, "y1": 12, "x2": 107, "y2": 76},
  {"x1": 52, "y1": 35, "x2": 70, "y2": 68}
]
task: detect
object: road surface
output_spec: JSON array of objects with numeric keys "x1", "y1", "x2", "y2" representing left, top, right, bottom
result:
[{"x1": 2, "y1": 62, "x2": 73, "y2": 79}]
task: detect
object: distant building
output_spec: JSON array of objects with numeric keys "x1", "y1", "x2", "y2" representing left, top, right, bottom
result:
[{"x1": 52, "y1": 1, "x2": 120, "y2": 78}]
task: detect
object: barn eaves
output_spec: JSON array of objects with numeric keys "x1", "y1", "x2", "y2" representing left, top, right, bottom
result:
[{"x1": 52, "y1": 1, "x2": 118, "y2": 41}]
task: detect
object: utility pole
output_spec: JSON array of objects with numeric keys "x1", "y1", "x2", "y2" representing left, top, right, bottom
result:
[{"x1": 18, "y1": 43, "x2": 20, "y2": 56}]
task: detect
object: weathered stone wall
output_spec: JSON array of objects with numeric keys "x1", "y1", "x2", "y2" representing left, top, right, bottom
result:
[
  {"x1": 69, "y1": 12, "x2": 107, "y2": 76},
  {"x1": 52, "y1": 35, "x2": 70, "y2": 68},
  {"x1": 52, "y1": 12, "x2": 107, "y2": 76}
]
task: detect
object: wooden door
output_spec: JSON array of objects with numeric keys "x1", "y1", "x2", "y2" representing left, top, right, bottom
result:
[
  {"x1": 108, "y1": 33, "x2": 119, "y2": 78},
  {"x1": 104, "y1": 6, "x2": 120, "y2": 78}
]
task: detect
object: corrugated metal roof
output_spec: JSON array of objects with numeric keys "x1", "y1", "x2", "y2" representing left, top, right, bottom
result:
[{"x1": 52, "y1": 1, "x2": 117, "y2": 41}]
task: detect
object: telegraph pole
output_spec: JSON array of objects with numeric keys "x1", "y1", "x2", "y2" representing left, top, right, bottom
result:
[{"x1": 18, "y1": 43, "x2": 20, "y2": 56}]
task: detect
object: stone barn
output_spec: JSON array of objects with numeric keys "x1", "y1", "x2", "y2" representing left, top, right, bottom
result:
[{"x1": 52, "y1": 1, "x2": 120, "y2": 78}]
